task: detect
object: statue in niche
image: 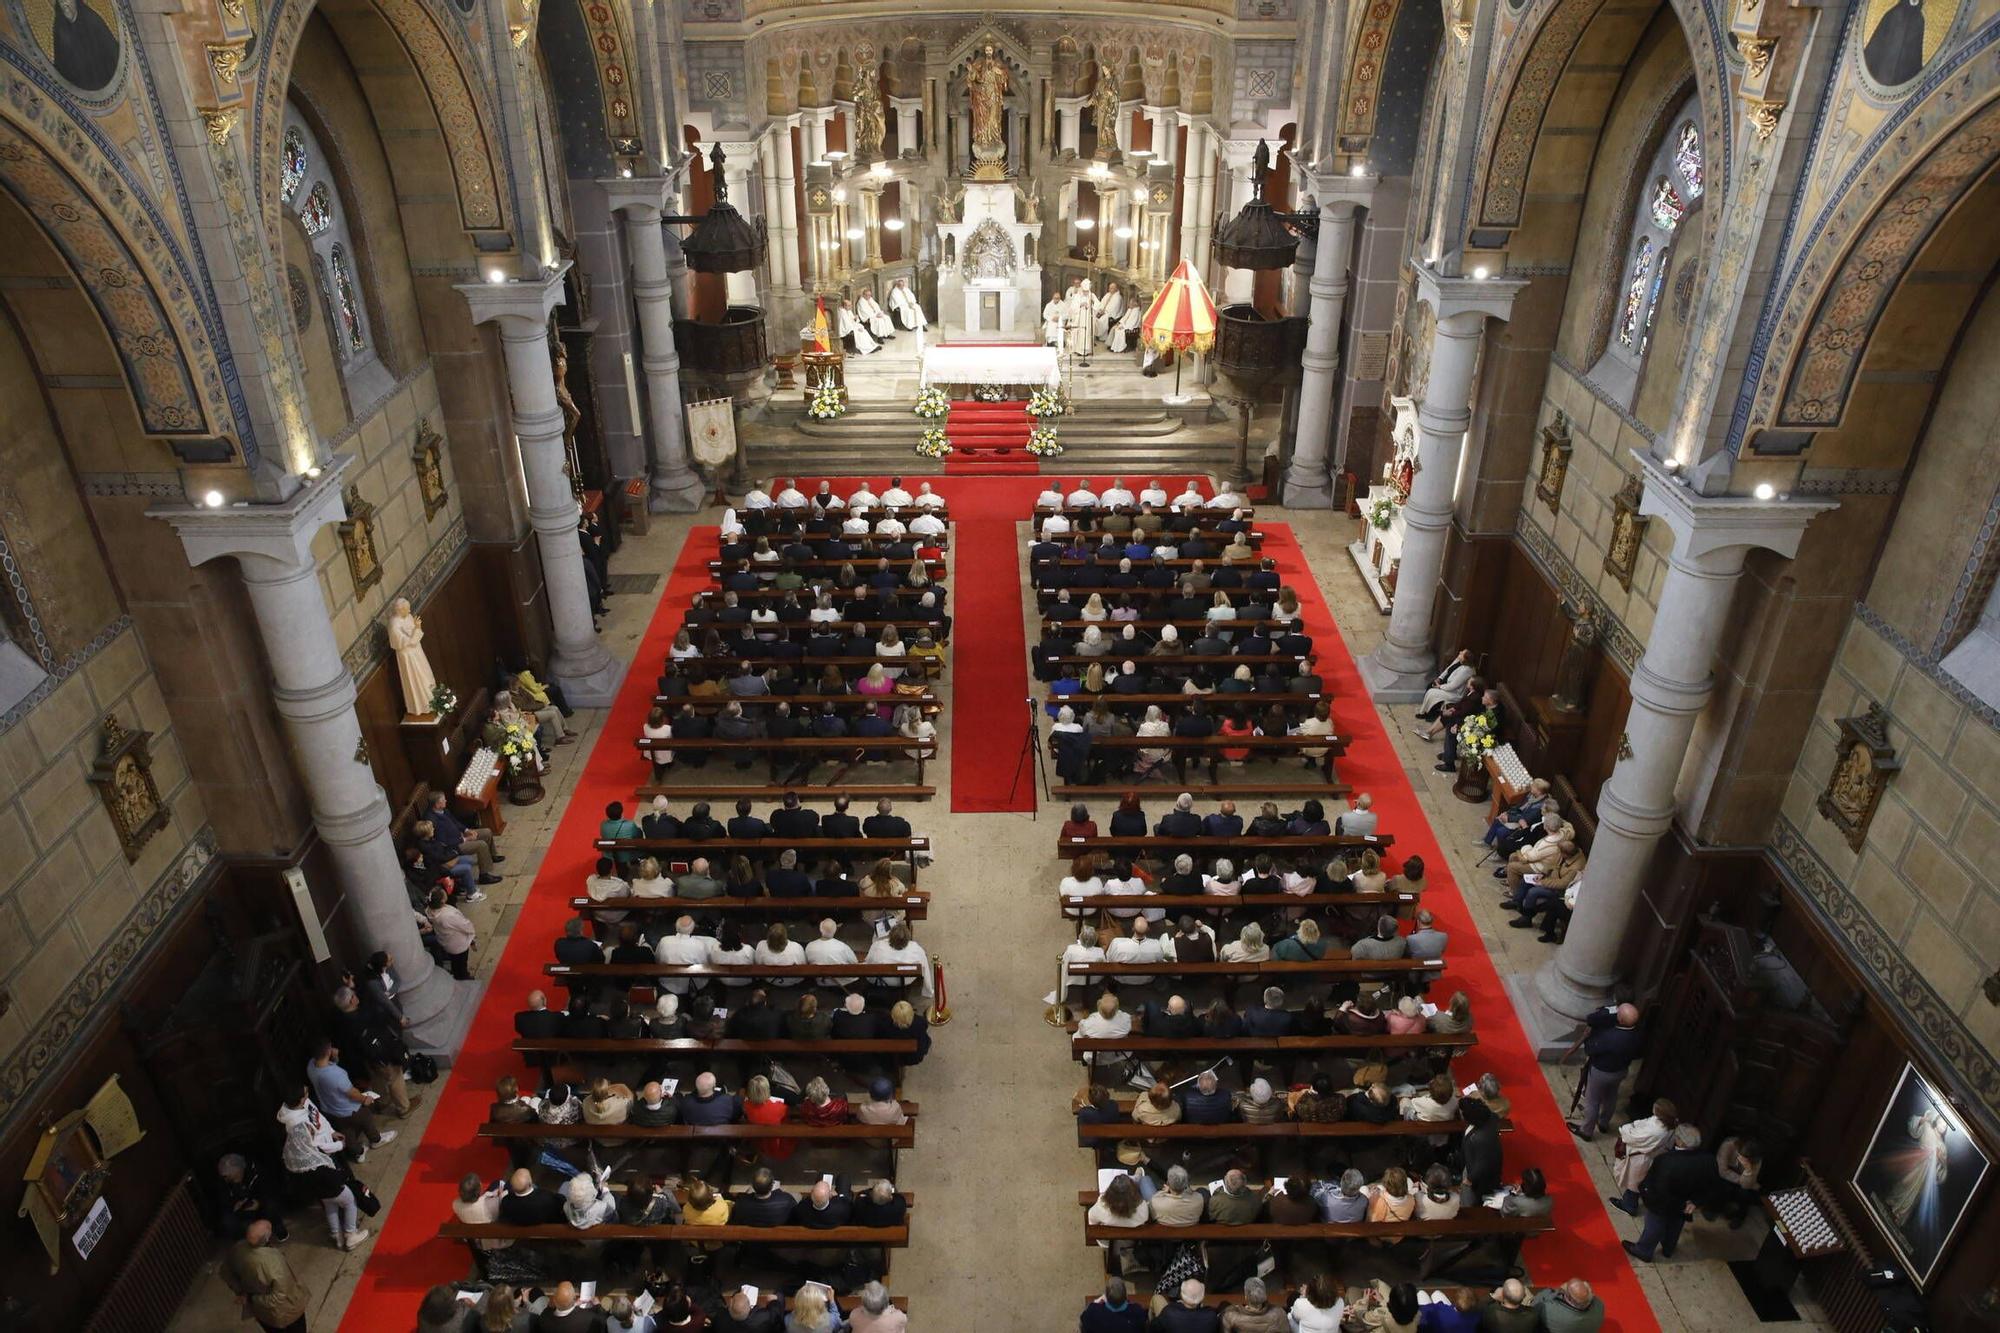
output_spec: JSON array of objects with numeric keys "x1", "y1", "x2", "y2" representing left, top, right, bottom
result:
[
  {"x1": 551, "y1": 335, "x2": 584, "y2": 499},
  {"x1": 938, "y1": 183, "x2": 964, "y2": 223},
  {"x1": 1550, "y1": 601, "x2": 1598, "y2": 713},
  {"x1": 852, "y1": 59, "x2": 886, "y2": 161},
  {"x1": 964, "y1": 219, "x2": 1016, "y2": 280},
  {"x1": 965, "y1": 43, "x2": 1010, "y2": 177},
  {"x1": 1091, "y1": 62, "x2": 1121, "y2": 154}
]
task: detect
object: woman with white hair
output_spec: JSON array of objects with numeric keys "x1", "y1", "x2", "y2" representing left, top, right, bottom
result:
[
  {"x1": 1133, "y1": 704, "x2": 1172, "y2": 779},
  {"x1": 1077, "y1": 624, "x2": 1110, "y2": 658},
  {"x1": 1203, "y1": 858, "x2": 1243, "y2": 897},
  {"x1": 1051, "y1": 705, "x2": 1091, "y2": 784},
  {"x1": 1060, "y1": 924, "x2": 1106, "y2": 992},
  {"x1": 848, "y1": 1279, "x2": 908, "y2": 1333},
  {"x1": 808, "y1": 592, "x2": 841, "y2": 623},
  {"x1": 894, "y1": 704, "x2": 936, "y2": 744},
  {"x1": 1220, "y1": 920, "x2": 1269, "y2": 963},
  {"x1": 1148, "y1": 622, "x2": 1182, "y2": 655},
  {"x1": 651, "y1": 991, "x2": 683, "y2": 1038},
  {"x1": 562, "y1": 1171, "x2": 616, "y2": 1228}
]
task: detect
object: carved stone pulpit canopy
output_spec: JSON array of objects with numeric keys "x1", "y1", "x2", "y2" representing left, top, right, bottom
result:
[{"x1": 1817, "y1": 702, "x2": 1901, "y2": 851}]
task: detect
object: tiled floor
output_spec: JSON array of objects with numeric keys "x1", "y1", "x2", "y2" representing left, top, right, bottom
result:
[{"x1": 166, "y1": 488, "x2": 1834, "y2": 1333}]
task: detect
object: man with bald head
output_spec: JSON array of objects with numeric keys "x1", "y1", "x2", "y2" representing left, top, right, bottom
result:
[
  {"x1": 1570, "y1": 1001, "x2": 1645, "y2": 1140},
  {"x1": 498, "y1": 1167, "x2": 563, "y2": 1225},
  {"x1": 1151, "y1": 1277, "x2": 1222, "y2": 1332},
  {"x1": 535, "y1": 1280, "x2": 606, "y2": 1332},
  {"x1": 1533, "y1": 1279, "x2": 1605, "y2": 1332},
  {"x1": 1155, "y1": 792, "x2": 1204, "y2": 838},
  {"x1": 1483, "y1": 1279, "x2": 1539, "y2": 1333},
  {"x1": 1141, "y1": 993, "x2": 1200, "y2": 1038},
  {"x1": 221, "y1": 1219, "x2": 307, "y2": 1332},
  {"x1": 711, "y1": 1286, "x2": 786, "y2": 1332}
]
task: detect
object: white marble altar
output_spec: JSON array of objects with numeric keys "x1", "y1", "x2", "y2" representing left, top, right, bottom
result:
[{"x1": 938, "y1": 182, "x2": 1041, "y2": 339}]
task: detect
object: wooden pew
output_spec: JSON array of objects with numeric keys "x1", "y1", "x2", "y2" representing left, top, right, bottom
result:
[
  {"x1": 635, "y1": 736, "x2": 938, "y2": 785},
  {"x1": 595, "y1": 836, "x2": 930, "y2": 857},
  {"x1": 1053, "y1": 835, "x2": 1393, "y2": 859},
  {"x1": 1050, "y1": 734, "x2": 1351, "y2": 793},
  {"x1": 1071, "y1": 1196, "x2": 1553, "y2": 1280},
  {"x1": 694, "y1": 587, "x2": 946, "y2": 605},
  {"x1": 440, "y1": 1220, "x2": 910, "y2": 1247},
  {"x1": 1068, "y1": 1032, "x2": 1475, "y2": 1061},
  {"x1": 1043, "y1": 692, "x2": 1326, "y2": 710},
  {"x1": 545, "y1": 962, "x2": 924, "y2": 986},
  {"x1": 709, "y1": 557, "x2": 943, "y2": 577},
  {"x1": 1040, "y1": 654, "x2": 1307, "y2": 671},
  {"x1": 662, "y1": 658, "x2": 941, "y2": 683},
  {"x1": 1032, "y1": 505, "x2": 1257, "y2": 519},
  {"x1": 1067, "y1": 958, "x2": 1444, "y2": 982},
  {"x1": 513, "y1": 1036, "x2": 919, "y2": 1065},
  {"x1": 649, "y1": 692, "x2": 941, "y2": 713},
  {"x1": 1035, "y1": 616, "x2": 1297, "y2": 633},
  {"x1": 677, "y1": 615, "x2": 950, "y2": 642},
  {"x1": 1073, "y1": 1117, "x2": 1506, "y2": 1145},
  {"x1": 570, "y1": 893, "x2": 931, "y2": 921},
  {"x1": 638, "y1": 782, "x2": 935, "y2": 801},
  {"x1": 480, "y1": 1115, "x2": 916, "y2": 1148},
  {"x1": 1058, "y1": 891, "x2": 1414, "y2": 921}
]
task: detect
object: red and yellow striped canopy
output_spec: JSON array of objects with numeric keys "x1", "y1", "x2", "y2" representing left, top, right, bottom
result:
[{"x1": 1140, "y1": 258, "x2": 1219, "y2": 355}]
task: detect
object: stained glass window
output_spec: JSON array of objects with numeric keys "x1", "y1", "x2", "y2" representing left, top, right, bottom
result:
[
  {"x1": 1650, "y1": 177, "x2": 1686, "y2": 231},
  {"x1": 300, "y1": 182, "x2": 332, "y2": 236},
  {"x1": 1641, "y1": 248, "x2": 1669, "y2": 354},
  {"x1": 1674, "y1": 122, "x2": 1703, "y2": 199},
  {"x1": 331, "y1": 245, "x2": 363, "y2": 353},
  {"x1": 1618, "y1": 238, "x2": 1653, "y2": 348},
  {"x1": 282, "y1": 127, "x2": 308, "y2": 202}
]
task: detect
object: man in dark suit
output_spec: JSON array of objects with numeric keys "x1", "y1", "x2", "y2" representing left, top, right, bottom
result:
[
  {"x1": 535, "y1": 1282, "x2": 606, "y2": 1333},
  {"x1": 727, "y1": 799, "x2": 771, "y2": 840},
  {"x1": 1154, "y1": 794, "x2": 1204, "y2": 837},
  {"x1": 680, "y1": 802, "x2": 725, "y2": 840},
  {"x1": 791, "y1": 1178, "x2": 854, "y2": 1228},
  {"x1": 553, "y1": 918, "x2": 603, "y2": 966},
  {"x1": 1179, "y1": 1071, "x2": 1235, "y2": 1124},
  {"x1": 1240, "y1": 987, "x2": 1295, "y2": 1037},
  {"x1": 640, "y1": 798, "x2": 680, "y2": 840},
  {"x1": 1140, "y1": 995, "x2": 1202, "y2": 1038},
  {"x1": 1202, "y1": 801, "x2": 1243, "y2": 838},
  {"x1": 862, "y1": 798, "x2": 911, "y2": 838},
  {"x1": 1190, "y1": 629, "x2": 1230, "y2": 657},
  {"x1": 1111, "y1": 663, "x2": 1150, "y2": 694},
  {"x1": 1458, "y1": 1097, "x2": 1504, "y2": 1199},
  {"x1": 514, "y1": 990, "x2": 564, "y2": 1042},
  {"x1": 770, "y1": 792, "x2": 820, "y2": 839},
  {"x1": 726, "y1": 989, "x2": 785, "y2": 1041},
  {"x1": 828, "y1": 992, "x2": 882, "y2": 1039},
  {"x1": 731, "y1": 1168, "x2": 797, "y2": 1226},
  {"x1": 1626, "y1": 1124, "x2": 1725, "y2": 1262},
  {"x1": 819, "y1": 795, "x2": 862, "y2": 839},
  {"x1": 1234, "y1": 630, "x2": 1272, "y2": 658},
  {"x1": 498, "y1": 1169, "x2": 565, "y2": 1226}
]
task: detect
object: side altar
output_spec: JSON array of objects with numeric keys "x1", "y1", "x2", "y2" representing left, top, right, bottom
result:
[
  {"x1": 1348, "y1": 395, "x2": 1421, "y2": 613},
  {"x1": 937, "y1": 182, "x2": 1041, "y2": 338}
]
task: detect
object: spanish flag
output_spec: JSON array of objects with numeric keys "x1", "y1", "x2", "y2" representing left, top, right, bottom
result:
[{"x1": 812, "y1": 296, "x2": 832, "y2": 353}]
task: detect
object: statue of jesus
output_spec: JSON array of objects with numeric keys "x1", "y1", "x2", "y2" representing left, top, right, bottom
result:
[{"x1": 966, "y1": 44, "x2": 1010, "y2": 178}]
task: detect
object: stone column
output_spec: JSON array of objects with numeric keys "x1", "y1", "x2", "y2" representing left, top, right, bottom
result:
[
  {"x1": 1145, "y1": 106, "x2": 1175, "y2": 170},
  {"x1": 1284, "y1": 171, "x2": 1376, "y2": 508},
  {"x1": 769, "y1": 125, "x2": 804, "y2": 298},
  {"x1": 459, "y1": 269, "x2": 627, "y2": 705},
  {"x1": 601, "y1": 177, "x2": 706, "y2": 515},
  {"x1": 1115, "y1": 100, "x2": 1138, "y2": 157},
  {"x1": 804, "y1": 108, "x2": 829, "y2": 165},
  {"x1": 891, "y1": 96, "x2": 921, "y2": 156},
  {"x1": 1055, "y1": 97, "x2": 1085, "y2": 157},
  {"x1": 1360, "y1": 263, "x2": 1523, "y2": 699},
  {"x1": 722, "y1": 157, "x2": 759, "y2": 303},
  {"x1": 1526, "y1": 460, "x2": 1833, "y2": 1034},
  {"x1": 1190, "y1": 131, "x2": 1221, "y2": 276},
  {"x1": 1216, "y1": 141, "x2": 1262, "y2": 303},
  {"x1": 154, "y1": 461, "x2": 474, "y2": 1053}
]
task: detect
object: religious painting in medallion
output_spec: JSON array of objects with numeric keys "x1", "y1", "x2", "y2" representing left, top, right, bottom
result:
[
  {"x1": 1816, "y1": 701, "x2": 1901, "y2": 850},
  {"x1": 340, "y1": 485, "x2": 383, "y2": 597},
  {"x1": 1859, "y1": 0, "x2": 1957, "y2": 91},
  {"x1": 86, "y1": 715, "x2": 169, "y2": 862},
  {"x1": 412, "y1": 418, "x2": 449, "y2": 520},
  {"x1": 17, "y1": 0, "x2": 125, "y2": 97},
  {"x1": 1854, "y1": 1064, "x2": 1991, "y2": 1288},
  {"x1": 1604, "y1": 473, "x2": 1648, "y2": 591},
  {"x1": 1535, "y1": 414, "x2": 1573, "y2": 512}
]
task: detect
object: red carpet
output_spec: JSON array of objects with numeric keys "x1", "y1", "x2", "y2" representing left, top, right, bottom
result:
[
  {"x1": 1259, "y1": 522, "x2": 1658, "y2": 1331},
  {"x1": 336, "y1": 526, "x2": 719, "y2": 1330}
]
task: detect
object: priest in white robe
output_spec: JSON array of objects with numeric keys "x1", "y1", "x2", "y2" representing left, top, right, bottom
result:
[
  {"x1": 1107, "y1": 304, "x2": 1141, "y2": 354},
  {"x1": 1065, "y1": 279, "x2": 1097, "y2": 361},
  {"x1": 836, "y1": 299, "x2": 880, "y2": 355},
  {"x1": 888, "y1": 278, "x2": 927, "y2": 332},
  {"x1": 856, "y1": 291, "x2": 895, "y2": 341},
  {"x1": 1042, "y1": 295, "x2": 1067, "y2": 348},
  {"x1": 1094, "y1": 283, "x2": 1127, "y2": 341}
]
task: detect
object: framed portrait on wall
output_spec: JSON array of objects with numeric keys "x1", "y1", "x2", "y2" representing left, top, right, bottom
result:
[{"x1": 1852, "y1": 1063, "x2": 1992, "y2": 1288}]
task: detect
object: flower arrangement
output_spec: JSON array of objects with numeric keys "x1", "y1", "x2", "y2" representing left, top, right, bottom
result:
[
  {"x1": 495, "y1": 721, "x2": 539, "y2": 768},
  {"x1": 913, "y1": 386, "x2": 950, "y2": 419},
  {"x1": 973, "y1": 383, "x2": 1008, "y2": 402},
  {"x1": 807, "y1": 381, "x2": 847, "y2": 420},
  {"x1": 1367, "y1": 495, "x2": 1399, "y2": 531},
  {"x1": 1026, "y1": 424, "x2": 1064, "y2": 457},
  {"x1": 915, "y1": 426, "x2": 952, "y2": 459},
  {"x1": 1026, "y1": 388, "x2": 1066, "y2": 418},
  {"x1": 1457, "y1": 712, "x2": 1500, "y2": 755},
  {"x1": 427, "y1": 682, "x2": 460, "y2": 717}
]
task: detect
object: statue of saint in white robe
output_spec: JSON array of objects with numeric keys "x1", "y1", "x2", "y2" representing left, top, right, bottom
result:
[{"x1": 387, "y1": 598, "x2": 439, "y2": 716}]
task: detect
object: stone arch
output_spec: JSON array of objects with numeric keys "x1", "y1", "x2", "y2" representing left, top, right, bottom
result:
[
  {"x1": 0, "y1": 85, "x2": 237, "y2": 450},
  {"x1": 1466, "y1": 0, "x2": 1730, "y2": 243},
  {"x1": 252, "y1": 0, "x2": 511, "y2": 252},
  {"x1": 1575, "y1": 74, "x2": 1698, "y2": 369},
  {"x1": 1737, "y1": 39, "x2": 2000, "y2": 443}
]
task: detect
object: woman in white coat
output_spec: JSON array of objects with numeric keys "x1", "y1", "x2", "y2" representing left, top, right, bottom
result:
[{"x1": 1418, "y1": 648, "x2": 1475, "y2": 720}]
